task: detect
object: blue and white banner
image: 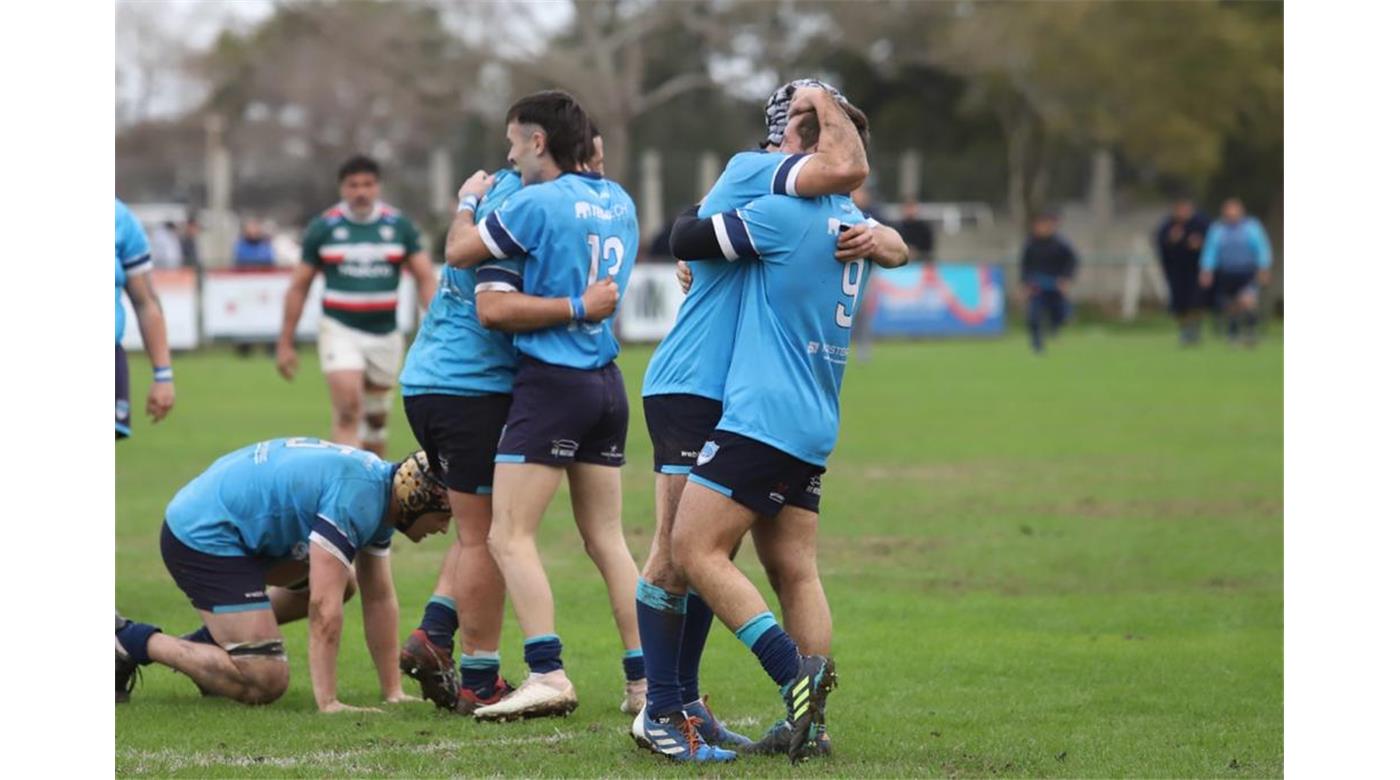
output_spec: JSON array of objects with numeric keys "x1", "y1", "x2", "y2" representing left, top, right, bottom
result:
[{"x1": 866, "y1": 263, "x2": 1006, "y2": 337}]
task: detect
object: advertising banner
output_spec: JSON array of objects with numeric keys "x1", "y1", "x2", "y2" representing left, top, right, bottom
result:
[{"x1": 867, "y1": 263, "x2": 1006, "y2": 337}]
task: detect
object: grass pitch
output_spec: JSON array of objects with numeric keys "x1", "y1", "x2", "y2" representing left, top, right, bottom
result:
[{"x1": 116, "y1": 324, "x2": 1282, "y2": 777}]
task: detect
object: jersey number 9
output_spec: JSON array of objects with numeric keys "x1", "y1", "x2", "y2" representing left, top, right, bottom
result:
[{"x1": 835, "y1": 259, "x2": 867, "y2": 329}]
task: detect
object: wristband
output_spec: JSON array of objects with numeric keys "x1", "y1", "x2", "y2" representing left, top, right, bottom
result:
[
  {"x1": 153, "y1": 366, "x2": 174, "y2": 383},
  {"x1": 457, "y1": 194, "x2": 480, "y2": 214},
  {"x1": 569, "y1": 296, "x2": 586, "y2": 322}
]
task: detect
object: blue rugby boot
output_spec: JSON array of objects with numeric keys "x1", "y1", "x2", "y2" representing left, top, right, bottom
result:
[
  {"x1": 682, "y1": 696, "x2": 753, "y2": 749},
  {"x1": 631, "y1": 709, "x2": 737, "y2": 762},
  {"x1": 781, "y1": 654, "x2": 837, "y2": 764}
]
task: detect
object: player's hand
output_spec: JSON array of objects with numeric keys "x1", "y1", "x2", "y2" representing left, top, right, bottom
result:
[
  {"x1": 381, "y1": 690, "x2": 420, "y2": 705},
  {"x1": 276, "y1": 342, "x2": 299, "y2": 381},
  {"x1": 788, "y1": 85, "x2": 827, "y2": 116},
  {"x1": 146, "y1": 381, "x2": 175, "y2": 423},
  {"x1": 458, "y1": 170, "x2": 495, "y2": 201},
  {"x1": 320, "y1": 700, "x2": 382, "y2": 714},
  {"x1": 675, "y1": 261, "x2": 693, "y2": 294},
  {"x1": 1199, "y1": 271, "x2": 1214, "y2": 288},
  {"x1": 1257, "y1": 269, "x2": 1272, "y2": 286},
  {"x1": 835, "y1": 223, "x2": 876, "y2": 262},
  {"x1": 581, "y1": 278, "x2": 619, "y2": 321}
]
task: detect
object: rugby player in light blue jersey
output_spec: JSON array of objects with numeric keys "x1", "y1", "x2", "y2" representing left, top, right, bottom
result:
[
  {"x1": 665, "y1": 100, "x2": 898, "y2": 762},
  {"x1": 395, "y1": 129, "x2": 623, "y2": 716},
  {"x1": 443, "y1": 91, "x2": 642, "y2": 722},
  {"x1": 115, "y1": 198, "x2": 175, "y2": 439},
  {"x1": 116, "y1": 439, "x2": 453, "y2": 713}
]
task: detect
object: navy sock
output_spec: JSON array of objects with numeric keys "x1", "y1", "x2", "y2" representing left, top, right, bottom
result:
[
  {"x1": 419, "y1": 595, "x2": 458, "y2": 652},
  {"x1": 736, "y1": 612, "x2": 800, "y2": 688},
  {"x1": 623, "y1": 649, "x2": 645, "y2": 682},
  {"x1": 677, "y1": 590, "x2": 715, "y2": 703},
  {"x1": 636, "y1": 579, "x2": 687, "y2": 717},
  {"x1": 523, "y1": 634, "x2": 564, "y2": 675},
  {"x1": 459, "y1": 650, "x2": 502, "y2": 698},
  {"x1": 117, "y1": 621, "x2": 162, "y2": 666},
  {"x1": 181, "y1": 626, "x2": 216, "y2": 646}
]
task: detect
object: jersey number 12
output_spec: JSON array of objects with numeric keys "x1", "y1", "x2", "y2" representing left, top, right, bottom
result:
[{"x1": 586, "y1": 234, "x2": 625, "y2": 284}]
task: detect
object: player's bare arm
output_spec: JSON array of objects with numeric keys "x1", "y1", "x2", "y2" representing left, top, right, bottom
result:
[
  {"x1": 476, "y1": 279, "x2": 618, "y2": 333},
  {"x1": 443, "y1": 171, "x2": 497, "y2": 268},
  {"x1": 836, "y1": 223, "x2": 910, "y2": 269},
  {"x1": 276, "y1": 262, "x2": 317, "y2": 381},
  {"x1": 405, "y1": 251, "x2": 437, "y2": 311},
  {"x1": 308, "y1": 544, "x2": 380, "y2": 714},
  {"x1": 355, "y1": 551, "x2": 413, "y2": 703},
  {"x1": 790, "y1": 87, "x2": 869, "y2": 197},
  {"x1": 124, "y1": 271, "x2": 176, "y2": 422}
]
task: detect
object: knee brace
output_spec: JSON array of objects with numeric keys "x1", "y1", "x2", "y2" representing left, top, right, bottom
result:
[{"x1": 224, "y1": 639, "x2": 287, "y2": 661}]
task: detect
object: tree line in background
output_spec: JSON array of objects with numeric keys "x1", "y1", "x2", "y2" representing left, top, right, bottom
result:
[{"x1": 116, "y1": 0, "x2": 1281, "y2": 246}]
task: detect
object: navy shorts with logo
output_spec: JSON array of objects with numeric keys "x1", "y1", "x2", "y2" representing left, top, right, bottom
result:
[
  {"x1": 160, "y1": 522, "x2": 272, "y2": 613},
  {"x1": 116, "y1": 344, "x2": 131, "y2": 439},
  {"x1": 497, "y1": 356, "x2": 628, "y2": 467},
  {"x1": 404, "y1": 392, "x2": 513, "y2": 494},
  {"x1": 643, "y1": 393, "x2": 723, "y2": 475},
  {"x1": 688, "y1": 430, "x2": 824, "y2": 517},
  {"x1": 1216, "y1": 269, "x2": 1259, "y2": 302}
]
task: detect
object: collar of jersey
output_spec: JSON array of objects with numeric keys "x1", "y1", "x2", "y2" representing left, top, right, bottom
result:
[
  {"x1": 338, "y1": 201, "x2": 385, "y2": 224},
  {"x1": 564, "y1": 171, "x2": 604, "y2": 181}
]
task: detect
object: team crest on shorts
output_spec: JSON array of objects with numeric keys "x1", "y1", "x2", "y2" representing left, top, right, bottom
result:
[
  {"x1": 438, "y1": 454, "x2": 451, "y2": 475},
  {"x1": 292, "y1": 541, "x2": 309, "y2": 561},
  {"x1": 550, "y1": 439, "x2": 579, "y2": 458},
  {"x1": 696, "y1": 440, "x2": 719, "y2": 466}
]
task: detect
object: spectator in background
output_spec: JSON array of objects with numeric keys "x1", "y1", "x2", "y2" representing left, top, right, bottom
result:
[
  {"x1": 179, "y1": 216, "x2": 201, "y2": 268},
  {"x1": 1019, "y1": 209, "x2": 1078, "y2": 354},
  {"x1": 1155, "y1": 196, "x2": 1211, "y2": 346},
  {"x1": 233, "y1": 218, "x2": 276, "y2": 268},
  {"x1": 149, "y1": 221, "x2": 184, "y2": 269},
  {"x1": 1199, "y1": 197, "x2": 1272, "y2": 347},
  {"x1": 895, "y1": 197, "x2": 934, "y2": 261}
]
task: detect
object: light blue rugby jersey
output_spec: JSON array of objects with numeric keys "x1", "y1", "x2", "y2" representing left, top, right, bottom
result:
[
  {"x1": 641, "y1": 151, "x2": 813, "y2": 400},
  {"x1": 115, "y1": 198, "x2": 152, "y2": 343},
  {"x1": 164, "y1": 437, "x2": 396, "y2": 565},
  {"x1": 475, "y1": 172, "x2": 638, "y2": 370},
  {"x1": 708, "y1": 194, "x2": 872, "y2": 467},
  {"x1": 400, "y1": 170, "x2": 522, "y2": 397}
]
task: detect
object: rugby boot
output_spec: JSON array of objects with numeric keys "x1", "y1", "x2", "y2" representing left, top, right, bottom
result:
[
  {"x1": 474, "y1": 671, "x2": 578, "y2": 721},
  {"x1": 631, "y1": 709, "x2": 737, "y2": 762},
  {"x1": 399, "y1": 628, "x2": 459, "y2": 709},
  {"x1": 455, "y1": 675, "x2": 515, "y2": 715},
  {"x1": 781, "y1": 654, "x2": 837, "y2": 764},
  {"x1": 743, "y1": 719, "x2": 832, "y2": 757},
  {"x1": 683, "y1": 695, "x2": 753, "y2": 749}
]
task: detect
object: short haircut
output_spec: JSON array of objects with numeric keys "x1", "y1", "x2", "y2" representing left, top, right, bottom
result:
[
  {"x1": 338, "y1": 155, "x2": 380, "y2": 182},
  {"x1": 507, "y1": 90, "x2": 592, "y2": 170},
  {"x1": 794, "y1": 100, "x2": 871, "y2": 153}
]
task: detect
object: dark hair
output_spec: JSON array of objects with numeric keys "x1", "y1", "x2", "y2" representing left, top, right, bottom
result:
[
  {"x1": 507, "y1": 90, "x2": 592, "y2": 170},
  {"x1": 588, "y1": 119, "x2": 602, "y2": 140},
  {"x1": 338, "y1": 155, "x2": 380, "y2": 182},
  {"x1": 794, "y1": 101, "x2": 871, "y2": 153}
]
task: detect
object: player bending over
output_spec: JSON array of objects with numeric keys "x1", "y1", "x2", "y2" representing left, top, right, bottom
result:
[
  {"x1": 444, "y1": 91, "x2": 642, "y2": 721},
  {"x1": 395, "y1": 126, "x2": 621, "y2": 715},
  {"x1": 632, "y1": 81, "x2": 906, "y2": 763},
  {"x1": 116, "y1": 439, "x2": 452, "y2": 712}
]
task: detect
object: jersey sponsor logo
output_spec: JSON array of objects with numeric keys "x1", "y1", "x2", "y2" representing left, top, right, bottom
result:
[
  {"x1": 696, "y1": 440, "x2": 718, "y2": 466},
  {"x1": 573, "y1": 201, "x2": 630, "y2": 221},
  {"x1": 550, "y1": 439, "x2": 579, "y2": 458},
  {"x1": 379, "y1": 225, "x2": 394, "y2": 240}
]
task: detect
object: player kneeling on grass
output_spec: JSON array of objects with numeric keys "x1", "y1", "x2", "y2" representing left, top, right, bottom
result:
[{"x1": 116, "y1": 438, "x2": 452, "y2": 713}]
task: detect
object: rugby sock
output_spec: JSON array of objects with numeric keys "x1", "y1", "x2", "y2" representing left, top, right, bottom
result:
[
  {"x1": 523, "y1": 634, "x2": 564, "y2": 675},
  {"x1": 623, "y1": 648, "x2": 645, "y2": 682},
  {"x1": 460, "y1": 650, "x2": 502, "y2": 698},
  {"x1": 117, "y1": 621, "x2": 162, "y2": 666},
  {"x1": 181, "y1": 626, "x2": 216, "y2": 646},
  {"x1": 677, "y1": 589, "x2": 715, "y2": 703},
  {"x1": 735, "y1": 611, "x2": 800, "y2": 688},
  {"x1": 636, "y1": 579, "x2": 687, "y2": 717},
  {"x1": 419, "y1": 595, "x2": 458, "y2": 652}
]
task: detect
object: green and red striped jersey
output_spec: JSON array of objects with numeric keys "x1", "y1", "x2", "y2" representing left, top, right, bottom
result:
[{"x1": 301, "y1": 201, "x2": 422, "y2": 334}]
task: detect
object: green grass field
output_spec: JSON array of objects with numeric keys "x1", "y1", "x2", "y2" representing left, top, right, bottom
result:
[{"x1": 115, "y1": 324, "x2": 1282, "y2": 777}]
